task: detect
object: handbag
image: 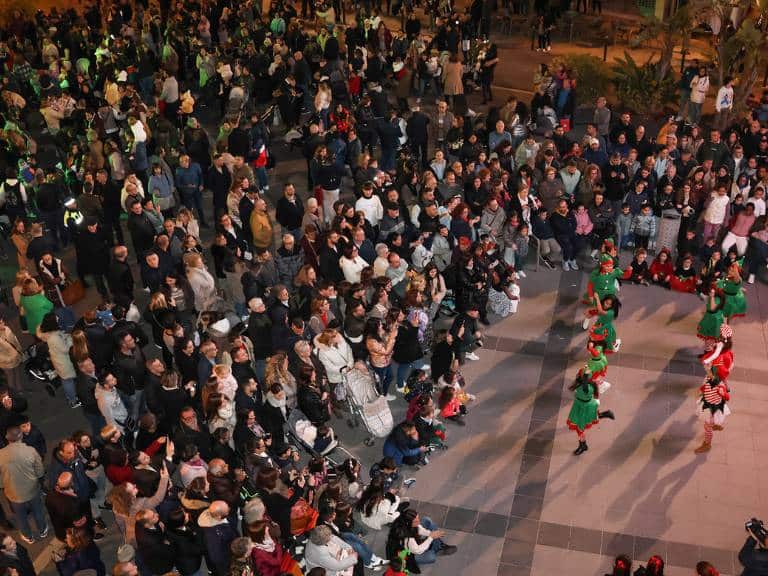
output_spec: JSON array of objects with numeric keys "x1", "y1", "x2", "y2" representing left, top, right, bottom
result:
[{"x1": 61, "y1": 279, "x2": 85, "y2": 306}]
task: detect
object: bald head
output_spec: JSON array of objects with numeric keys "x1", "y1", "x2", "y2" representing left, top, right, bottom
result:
[
  {"x1": 209, "y1": 501, "x2": 230, "y2": 519},
  {"x1": 57, "y1": 471, "x2": 74, "y2": 490}
]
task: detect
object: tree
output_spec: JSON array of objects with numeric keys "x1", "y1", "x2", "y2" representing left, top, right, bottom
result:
[
  {"x1": 720, "y1": 19, "x2": 768, "y2": 126},
  {"x1": 631, "y1": 6, "x2": 696, "y2": 83}
]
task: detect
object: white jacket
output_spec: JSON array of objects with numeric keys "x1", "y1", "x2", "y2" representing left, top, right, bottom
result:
[
  {"x1": 187, "y1": 266, "x2": 217, "y2": 311},
  {"x1": 359, "y1": 495, "x2": 401, "y2": 531},
  {"x1": 340, "y1": 256, "x2": 368, "y2": 283},
  {"x1": 355, "y1": 195, "x2": 384, "y2": 227},
  {"x1": 304, "y1": 535, "x2": 357, "y2": 576},
  {"x1": 314, "y1": 336, "x2": 354, "y2": 384}
]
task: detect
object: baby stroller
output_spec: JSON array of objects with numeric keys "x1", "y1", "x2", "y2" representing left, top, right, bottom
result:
[
  {"x1": 341, "y1": 364, "x2": 394, "y2": 447},
  {"x1": 286, "y1": 408, "x2": 353, "y2": 467},
  {"x1": 25, "y1": 342, "x2": 60, "y2": 397}
]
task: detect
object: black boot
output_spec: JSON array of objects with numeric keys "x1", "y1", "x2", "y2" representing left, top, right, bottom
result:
[
  {"x1": 598, "y1": 410, "x2": 615, "y2": 420},
  {"x1": 573, "y1": 441, "x2": 588, "y2": 455},
  {"x1": 479, "y1": 315, "x2": 490, "y2": 326}
]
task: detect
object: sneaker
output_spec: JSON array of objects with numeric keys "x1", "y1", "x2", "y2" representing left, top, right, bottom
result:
[
  {"x1": 384, "y1": 394, "x2": 397, "y2": 401},
  {"x1": 39, "y1": 527, "x2": 49, "y2": 539},
  {"x1": 438, "y1": 545, "x2": 458, "y2": 556},
  {"x1": 68, "y1": 398, "x2": 82, "y2": 409},
  {"x1": 517, "y1": 270, "x2": 527, "y2": 278},
  {"x1": 19, "y1": 534, "x2": 35, "y2": 545},
  {"x1": 590, "y1": 249, "x2": 598, "y2": 260},
  {"x1": 542, "y1": 257, "x2": 555, "y2": 270},
  {"x1": 582, "y1": 317, "x2": 591, "y2": 330},
  {"x1": 613, "y1": 338, "x2": 622, "y2": 352},
  {"x1": 563, "y1": 260, "x2": 571, "y2": 271},
  {"x1": 570, "y1": 260, "x2": 580, "y2": 270},
  {"x1": 395, "y1": 386, "x2": 406, "y2": 394},
  {"x1": 465, "y1": 352, "x2": 480, "y2": 361},
  {"x1": 748, "y1": 273, "x2": 755, "y2": 284},
  {"x1": 365, "y1": 556, "x2": 388, "y2": 569},
  {"x1": 403, "y1": 478, "x2": 417, "y2": 487}
]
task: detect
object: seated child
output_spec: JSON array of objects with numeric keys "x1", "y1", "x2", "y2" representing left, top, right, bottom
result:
[
  {"x1": 622, "y1": 248, "x2": 650, "y2": 285},
  {"x1": 670, "y1": 254, "x2": 698, "y2": 293},
  {"x1": 649, "y1": 248, "x2": 674, "y2": 288}
]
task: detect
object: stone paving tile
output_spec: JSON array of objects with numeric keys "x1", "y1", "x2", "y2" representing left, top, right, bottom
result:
[
  {"x1": 444, "y1": 506, "x2": 479, "y2": 532},
  {"x1": 569, "y1": 526, "x2": 603, "y2": 554},
  {"x1": 474, "y1": 512, "x2": 509, "y2": 537},
  {"x1": 500, "y1": 538, "x2": 536, "y2": 566},
  {"x1": 505, "y1": 517, "x2": 540, "y2": 543}
]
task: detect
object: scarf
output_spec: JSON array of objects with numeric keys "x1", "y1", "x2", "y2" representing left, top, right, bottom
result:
[
  {"x1": 266, "y1": 392, "x2": 287, "y2": 418},
  {"x1": 252, "y1": 531, "x2": 276, "y2": 553}
]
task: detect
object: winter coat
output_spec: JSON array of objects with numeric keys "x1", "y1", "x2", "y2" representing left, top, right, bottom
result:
[
  {"x1": 0, "y1": 326, "x2": 23, "y2": 370},
  {"x1": 187, "y1": 266, "x2": 217, "y2": 311},
  {"x1": 37, "y1": 328, "x2": 76, "y2": 380},
  {"x1": 166, "y1": 526, "x2": 204, "y2": 575},
  {"x1": 383, "y1": 424, "x2": 422, "y2": 465},
  {"x1": 250, "y1": 209, "x2": 273, "y2": 250},
  {"x1": 20, "y1": 293, "x2": 54, "y2": 336},
  {"x1": 442, "y1": 61, "x2": 464, "y2": 96},
  {"x1": 304, "y1": 535, "x2": 358, "y2": 576},
  {"x1": 359, "y1": 495, "x2": 401, "y2": 531},
  {"x1": 275, "y1": 246, "x2": 305, "y2": 287},
  {"x1": 314, "y1": 337, "x2": 354, "y2": 384}
]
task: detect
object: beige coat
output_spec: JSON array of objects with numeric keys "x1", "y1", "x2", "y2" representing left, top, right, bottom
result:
[
  {"x1": 0, "y1": 441, "x2": 45, "y2": 503},
  {"x1": 250, "y1": 208, "x2": 273, "y2": 250},
  {"x1": 0, "y1": 326, "x2": 23, "y2": 370},
  {"x1": 442, "y1": 61, "x2": 464, "y2": 97}
]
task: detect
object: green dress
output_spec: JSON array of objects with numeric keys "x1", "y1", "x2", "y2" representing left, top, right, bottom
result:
[
  {"x1": 590, "y1": 309, "x2": 617, "y2": 350},
  {"x1": 586, "y1": 347, "x2": 608, "y2": 379},
  {"x1": 697, "y1": 296, "x2": 724, "y2": 339},
  {"x1": 584, "y1": 267, "x2": 624, "y2": 302},
  {"x1": 567, "y1": 381, "x2": 599, "y2": 432},
  {"x1": 718, "y1": 278, "x2": 747, "y2": 318},
  {"x1": 20, "y1": 292, "x2": 54, "y2": 336}
]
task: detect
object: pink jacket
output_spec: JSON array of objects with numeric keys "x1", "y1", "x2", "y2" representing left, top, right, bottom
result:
[{"x1": 574, "y1": 210, "x2": 594, "y2": 235}]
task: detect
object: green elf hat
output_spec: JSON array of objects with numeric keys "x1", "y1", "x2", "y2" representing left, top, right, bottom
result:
[
  {"x1": 599, "y1": 253, "x2": 613, "y2": 268},
  {"x1": 603, "y1": 237, "x2": 615, "y2": 248}
]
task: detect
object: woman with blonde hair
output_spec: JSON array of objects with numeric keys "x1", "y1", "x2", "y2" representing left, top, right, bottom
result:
[
  {"x1": 145, "y1": 291, "x2": 177, "y2": 365},
  {"x1": 176, "y1": 207, "x2": 200, "y2": 241},
  {"x1": 69, "y1": 329, "x2": 91, "y2": 365},
  {"x1": 184, "y1": 252, "x2": 217, "y2": 311},
  {"x1": 265, "y1": 351, "x2": 297, "y2": 408},
  {"x1": 314, "y1": 328, "x2": 354, "y2": 392}
]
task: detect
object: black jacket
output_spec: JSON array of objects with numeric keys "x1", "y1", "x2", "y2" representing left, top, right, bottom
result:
[
  {"x1": 45, "y1": 489, "x2": 88, "y2": 541},
  {"x1": 127, "y1": 211, "x2": 157, "y2": 257},
  {"x1": 165, "y1": 526, "x2": 204, "y2": 575},
  {"x1": 738, "y1": 536, "x2": 768, "y2": 576},
  {"x1": 406, "y1": 112, "x2": 430, "y2": 145},
  {"x1": 113, "y1": 348, "x2": 147, "y2": 394},
  {"x1": 75, "y1": 371, "x2": 101, "y2": 416},
  {"x1": 107, "y1": 258, "x2": 134, "y2": 306},
  {"x1": 136, "y1": 524, "x2": 176, "y2": 575},
  {"x1": 247, "y1": 311, "x2": 273, "y2": 360},
  {"x1": 75, "y1": 227, "x2": 111, "y2": 274},
  {"x1": 297, "y1": 384, "x2": 330, "y2": 426},
  {"x1": 393, "y1": 323, "x2": 423, "y2": 364},
  {"x1": 174, "y1": 423, "x2": 213, "y2": 462}
]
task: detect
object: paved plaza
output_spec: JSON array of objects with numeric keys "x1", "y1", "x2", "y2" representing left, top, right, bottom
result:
[{"x1": 357, "y1": 266, "x2": 768, "y2": 576}]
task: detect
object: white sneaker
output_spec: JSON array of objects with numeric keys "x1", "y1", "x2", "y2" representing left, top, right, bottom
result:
[
  {"x1": 563, "y1": 260, "x2": 571, "y2": 271},
  {"x1": 613, "y1": 339, "x2": 622, "y2": 352},
  {"x1": 582, "y1": 317, "x2": 591, "y2": 330},
  {"x1": 517, "y1": 270, "x2": 527, "y2": 278},
  {"x1": 590, "y1": 249, "x2": 598, "y2": 259},
  {"x1": 570, "y1": 260, "x2": 580, "y2": 270},
  {"x1": 748, "y1": 273, "x2": 755, "y2": 284},
  {"x1": 384, "y1": 394, "x2": 397, "y2": 401},
  {"x1": 465, "y1": 352, "x2": 480, "y2": 361}
]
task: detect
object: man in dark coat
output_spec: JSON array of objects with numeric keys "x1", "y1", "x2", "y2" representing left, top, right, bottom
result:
[
  {"x1": 406, "y1": 104, "x2": 431, "y2": 169},
  {"x1": 126, "y1": 199, "x2": 156, "y2": 260},
  {"x1": 198, "y1": 501, "x2": 238, "y2": 576},
  {"x1": 75, "y1": 220, "x2": 111, "y2": 297},
  {"x1": 135, "y1": 510, "x2": 176, "y2": 575},
  {"x1": 207, "y1": 154, "x2": 233, "y2": 218},
  {"x1": 174, "y1": 407, "x2": 213, "y2": 461},
  {"x1": 107, "y1": 245, "x2": 135, "y2": 307}
]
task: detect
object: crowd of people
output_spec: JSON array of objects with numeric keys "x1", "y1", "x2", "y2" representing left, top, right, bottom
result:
[{"x1": 1, "y1": 0, "x2": 768, "y2": 575}]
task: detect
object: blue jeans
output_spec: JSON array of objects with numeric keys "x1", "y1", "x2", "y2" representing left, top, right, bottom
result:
[
  {"x1": 84, "y1": 411, "x2": 107, "y2": 438},
  {"x1": 255, "y1": 166, "x2": 269, "y2": 191},
  {"x1": 396, "y1": 359, "x2": 427, "y2": 390},
  {"x1": 371, "y1": 364, "x2": 393, "y2": 395},
  {"x1": 60, "y1": 377, "x2": 77, "y2": 403},
  {"x1": 254, "y1": 359, "x2": 266, "y2": 385},
  {"x1": 414, "y1": 517, "x2": 445, "y2": 565},
  {"x1": 9, "y1": 494, "x2": 48, "y2": 539},
  {"x1": 342, "y1": 532, "x2": 373, "y2": 565}
]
